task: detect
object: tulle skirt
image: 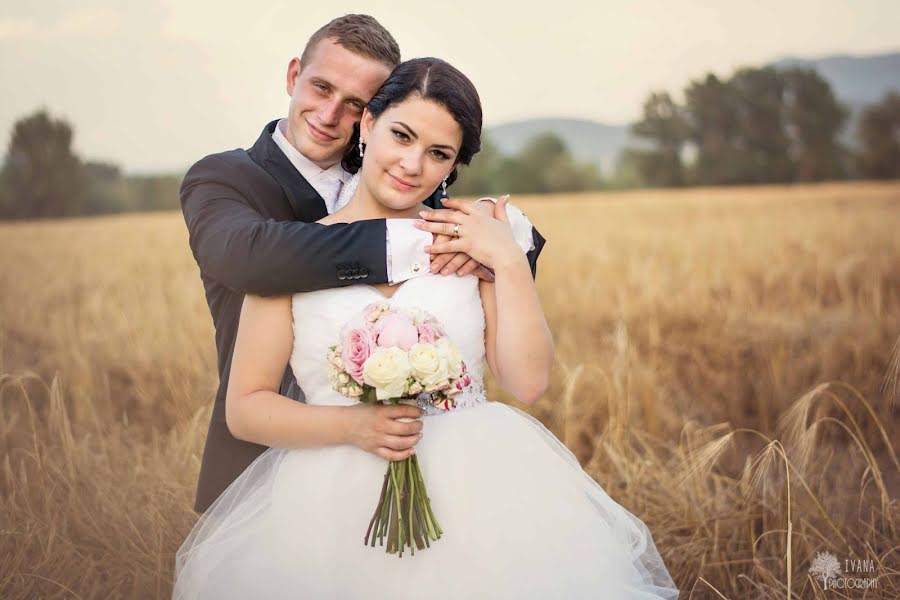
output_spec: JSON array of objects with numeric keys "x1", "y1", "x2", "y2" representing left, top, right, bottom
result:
[{"x1": 173, "y1": 401, "x2": 678, "y2": 599}]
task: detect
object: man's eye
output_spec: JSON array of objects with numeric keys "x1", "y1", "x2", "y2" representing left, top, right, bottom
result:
[
  {"x1": 314, "y1": 83, "x2": 328, "y2": 92},
  {"x1": 349, "y1": 101, "x2": 364, "y2": 111}
]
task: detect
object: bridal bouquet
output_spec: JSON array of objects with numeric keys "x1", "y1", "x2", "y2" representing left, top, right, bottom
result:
[{"x1": 327, "y1": 302, "x2": 473, "y2": 556}]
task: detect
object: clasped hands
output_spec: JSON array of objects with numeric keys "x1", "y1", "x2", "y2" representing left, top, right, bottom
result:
[{"x1": 415, "y1": 195, "x2": 513, "y2": 282}]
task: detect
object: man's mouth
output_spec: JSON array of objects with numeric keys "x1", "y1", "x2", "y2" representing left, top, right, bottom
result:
[{"x1": 306, "y1": 120, "x2": 337, "y2": 142}]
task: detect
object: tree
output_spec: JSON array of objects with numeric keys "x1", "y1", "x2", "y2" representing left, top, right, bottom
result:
[
  {"x1": 781, "y1": 68, "x2": 848, "y2": 181},
  {"x1": 630, "y1": 91, "x2": 689, "y2": 186},
  {"x1": 453, "y1": 136, "x2": 504, "y2": 196},
  {"x1": 514, "y1": 132, "x2": 600, "y2": 193},
  {"x1": 730, "y1": 67, "x2": 794, "y2": 183},
  {"x1": 82, "y1": 161, "x2": 129, "y2": 215},
  {"x1": 679, "y1": 67, "x2": 847, "y2": 185},
  {"x1": 684, "y1": 73, "x2": 744, "y2": 185},
  {"x1": 0, "y1": 109, "x2": 86, "y2": 219},
  {"x1": 856, "y1": 92, "x2": 900, "y2": 179}
]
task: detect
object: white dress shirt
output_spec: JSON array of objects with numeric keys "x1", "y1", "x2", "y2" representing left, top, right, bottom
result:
[{"x1": 271, "y1": 119, "x2": 431, "y2": 283}]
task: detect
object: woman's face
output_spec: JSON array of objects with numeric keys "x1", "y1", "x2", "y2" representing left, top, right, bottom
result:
[{"x1": 359, "y1": 95, "x2": 463, "y2": 211}]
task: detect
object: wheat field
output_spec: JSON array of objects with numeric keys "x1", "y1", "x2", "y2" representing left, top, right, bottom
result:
[{"x1": 1, "y1": 181, "x2": 898, "y2": 599}]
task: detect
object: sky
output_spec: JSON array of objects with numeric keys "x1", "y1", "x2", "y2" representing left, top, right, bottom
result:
[{"x1": 2, "y1": 0, "x2": 898, "y2": 172}]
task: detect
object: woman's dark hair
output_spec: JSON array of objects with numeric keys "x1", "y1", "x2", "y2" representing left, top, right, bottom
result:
[{"x1": 342, "y1": 57, "x2": 482, "y2": 188}]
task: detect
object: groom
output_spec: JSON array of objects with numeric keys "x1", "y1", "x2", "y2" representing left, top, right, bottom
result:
[{"x1": 181, "y1": 14, "x2": 545, "y2": 513}]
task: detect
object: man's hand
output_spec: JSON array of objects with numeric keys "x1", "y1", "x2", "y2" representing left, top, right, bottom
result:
[{"x1": 423, "y1": 199, "x2": 498, "y2": 282}]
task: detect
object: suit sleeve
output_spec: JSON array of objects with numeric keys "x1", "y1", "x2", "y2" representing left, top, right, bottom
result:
[{"x1": 181, "y1": 155, "x2": 390, "y2": 296}]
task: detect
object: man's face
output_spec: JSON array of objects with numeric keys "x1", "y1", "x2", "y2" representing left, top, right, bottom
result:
[{"x1": 285, "y1": 39, "x2": 392, "y2": 169}]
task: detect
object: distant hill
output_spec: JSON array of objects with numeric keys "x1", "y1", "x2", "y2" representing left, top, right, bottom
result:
[
  {"x1": 487, "y1": 51, "x2": 900, "y2": 173},
  {"x1": 770, "y1": 51, "x2": 900, "y2": 108},
  {"x1": 486, "y1": 118, "x2": 629, "y2": 176}
]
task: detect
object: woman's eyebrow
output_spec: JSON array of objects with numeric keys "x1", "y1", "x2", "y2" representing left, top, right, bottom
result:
[{"x1": 393, "y1": 121, "x2": 457, "y2": 152}]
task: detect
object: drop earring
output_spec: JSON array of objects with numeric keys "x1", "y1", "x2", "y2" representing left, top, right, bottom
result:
[
  {"x1": 358, "y1": 138, "x2": 365, "y2": 159},
  {"x1": 441, "y1": 177, "x2": 448, "y2": 197}
]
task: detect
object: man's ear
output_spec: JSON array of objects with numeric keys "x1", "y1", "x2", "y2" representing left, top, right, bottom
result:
[{"x1": 286, "y1": 57, "x2": 301, "y2": 96}]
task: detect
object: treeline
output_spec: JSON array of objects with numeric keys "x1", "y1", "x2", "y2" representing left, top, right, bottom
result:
[
  {"x1": 0, "y1": 109, "x2": 601, "y2": 220},
  {"x1": 623, "y1": 66, "x2": 900, "y2": 187},
  {"x1": 0, "y1": 111, "x2": 181, "y2": 220},
  {"x1": 2, "y1": 65, "x2": 898, "y2": 219},
  {"x1": 453, "y1": 133, "x2": 602, "y2": 196}
]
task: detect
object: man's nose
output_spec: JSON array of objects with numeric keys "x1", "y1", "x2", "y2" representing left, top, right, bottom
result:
[{"x1": 319, "y1": 99, "x2": 342, "y2": 126}]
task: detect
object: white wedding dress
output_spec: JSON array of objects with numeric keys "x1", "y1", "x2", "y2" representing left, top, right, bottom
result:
[{"x1": 173, "y1": 210, "x2": 679, "y2": 599}]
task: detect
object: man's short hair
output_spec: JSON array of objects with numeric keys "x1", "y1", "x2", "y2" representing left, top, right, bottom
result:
[{"x1": 301, "y1": 14, "x2": 401, "y2": 69}]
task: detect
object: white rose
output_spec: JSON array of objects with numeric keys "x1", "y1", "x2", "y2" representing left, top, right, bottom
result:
[
  {"x1": 363, "y1": 347, "x2": 412, "y2": 400},
  {"x1": 408, "y1": 343, "x2": 451, "y2": 387},
  {"x1": 435, "y1": 337, "x2": 464, "y2": 378}
]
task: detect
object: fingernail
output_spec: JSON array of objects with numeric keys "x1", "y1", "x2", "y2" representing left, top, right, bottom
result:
[
  {"x1": 441, "y1": 268, "x2": 450, "y2": 275},
  {"x1": 419, "y1": 211, "x2": 427, "y2": 218},
  {"x1": 431, "y1": 263, "x2": 440, "y2": 272}
]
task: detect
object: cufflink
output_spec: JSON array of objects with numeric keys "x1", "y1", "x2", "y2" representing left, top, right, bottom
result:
[{"x1": 412, "y1": 262, "x2": 422, "y2": 273}]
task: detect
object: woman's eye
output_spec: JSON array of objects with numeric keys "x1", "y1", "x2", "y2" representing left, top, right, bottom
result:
[
  {"x1": 431, "y1": 150, "x2": 450, "y2": 160},
  {"x1": 392, "y1": 130, "x2": 409, "y2": 141}
]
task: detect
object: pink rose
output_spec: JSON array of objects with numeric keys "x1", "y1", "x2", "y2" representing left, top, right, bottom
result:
[
  {"x1": 340, "y1": 327, "x2": 375, "y2": 384},
  {"x1": 417, "y1": 323, "x2": 441, "y2": 344},
  {"x1": 375, "y1": 312, "x2": 419, "y2": 351},
  {"x1": 425, "y1": 318, "x2": 446, "y2": 337}
]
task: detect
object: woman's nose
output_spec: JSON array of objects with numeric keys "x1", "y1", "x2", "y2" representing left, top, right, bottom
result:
[{"x1": 398, "y1": 149, "x2": 423, "y2": 175}]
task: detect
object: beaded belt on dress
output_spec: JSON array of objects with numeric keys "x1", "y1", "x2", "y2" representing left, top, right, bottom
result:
[{"x1": 403, "y1": 380, "x2": 487, "y2": 416}]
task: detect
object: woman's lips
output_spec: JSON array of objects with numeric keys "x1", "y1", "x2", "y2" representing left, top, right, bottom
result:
[{"x1": 388, "y1": 173, "x2": 417, "y2": 192}]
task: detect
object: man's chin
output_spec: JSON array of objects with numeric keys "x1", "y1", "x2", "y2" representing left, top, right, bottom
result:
[{"x1": 297, "y1": 139, "x2": 344, "y2": 166}]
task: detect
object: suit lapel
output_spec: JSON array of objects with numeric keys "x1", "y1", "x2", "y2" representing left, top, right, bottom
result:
[{"x1": 248, "y1": 120, "x2": 329, "y2": 222}]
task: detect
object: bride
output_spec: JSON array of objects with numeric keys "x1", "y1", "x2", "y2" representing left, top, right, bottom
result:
[{"x1": 173, "y1": 57, "x2": 678, "y2": 599}]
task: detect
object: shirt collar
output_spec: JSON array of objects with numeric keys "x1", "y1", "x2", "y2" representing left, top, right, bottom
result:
[{"x1": 272, "y1": 118, "x2": 349, "y2": 184}]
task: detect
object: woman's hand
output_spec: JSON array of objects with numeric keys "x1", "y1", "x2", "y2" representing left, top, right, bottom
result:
[
  {"x1": 415, "y1": 196, "x2": 524, "y2": 271},
  {"x1": 343, "y1": 403, "x2": 425, "y2": 461}
]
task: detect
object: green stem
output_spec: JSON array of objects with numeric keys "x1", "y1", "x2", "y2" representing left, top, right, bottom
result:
[
  {"x1": 378, "y1": 466, "x2": 392, "y2": 545},
  {"x1": 407, "y1": 457, "x2": 416, "y2": 554},
  {"x1": 388, "y1": 461, "x2": 405, "y2": 556},
  {"x1": 365, "y1": 470, "x2": 390, "y2": 547},
  {"x1": 412, "y1": 454, "x2": 443, "y2": 538}
]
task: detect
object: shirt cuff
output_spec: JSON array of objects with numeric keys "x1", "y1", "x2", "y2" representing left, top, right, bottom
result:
[
  {"x1": 477, "y1": 197, "x2": 536, "y2": 253},
  {"x1": 385, "y1": 219, "x2": 431, "y2": 284}
]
